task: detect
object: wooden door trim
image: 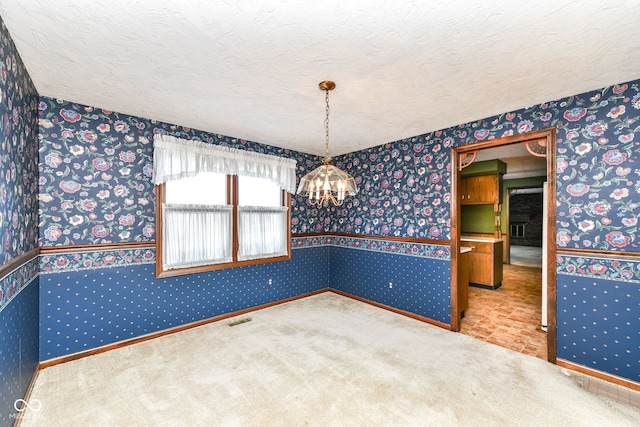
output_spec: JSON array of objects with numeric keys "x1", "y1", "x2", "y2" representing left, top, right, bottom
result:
[
  {"x1": 504, "y1": 190, "x2": 510, "y2": 264},
  {"x1": 450, "y1": 127, "x2": 557, "y2": 363}
]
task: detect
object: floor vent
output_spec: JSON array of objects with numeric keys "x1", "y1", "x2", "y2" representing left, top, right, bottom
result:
[{"x1": 228, "y1": 317, "x2": 252, "y2": 327}]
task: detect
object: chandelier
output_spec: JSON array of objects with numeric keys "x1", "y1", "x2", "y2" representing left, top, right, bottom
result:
[{"x1": 296, "y1": 81, "x2": 358, "y2": 207}]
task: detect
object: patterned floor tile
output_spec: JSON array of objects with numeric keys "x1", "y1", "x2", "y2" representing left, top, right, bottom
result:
[{"x1": 461, "y1": 264, "x2": 547, "y2": 360}]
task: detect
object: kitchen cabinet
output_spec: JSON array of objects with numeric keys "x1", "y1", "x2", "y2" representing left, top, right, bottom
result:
[
  {"x1": 458, "y1": 248, "x2": 471, "y2": 319},
  {"x1": 460, "y1": 174, "x2": 503, "y2": 205},
  {"x1": 461, "y1": 238, "x2": 503, "y2": 289}
]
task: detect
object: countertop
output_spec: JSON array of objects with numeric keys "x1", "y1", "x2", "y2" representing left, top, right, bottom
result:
[{"x1": 461, "y1": 236, "x2": 504, "y2": 243}]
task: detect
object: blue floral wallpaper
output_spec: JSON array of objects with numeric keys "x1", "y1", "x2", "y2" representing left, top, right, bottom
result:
[
  {"x1": 328, "y1": 140, "x2": 452, "y2": 239},
  {"x1": 324, "y1": 80, "x2": 640, "y2": 252},
  {"x1": 0, "y1": 256, "x2": 39, "y2": 310},
  {"x1": 38, "y1": 79, "x2": 640, "y2": 252},
  {"x1": 39, "y1": 236, "x2": 449, "y2": 274},
  {"x1": 0, "y1": 18, "x2": 39, "y2": 265},
  {"x1": 38, "y1": 98, "x2": 324, "y2": 246},
  {"x1": 557, "y1": 254, "x2": 640, "y2": 283},
  {"x1": 0, "y1": 14, "x2": 40, "y2": 427},
  {"x1": 292, "y1": 235, "x2": 450, "y2": 259},
  {"x1": 40, "y1": 245, "x2": 155, "y2": 274}
]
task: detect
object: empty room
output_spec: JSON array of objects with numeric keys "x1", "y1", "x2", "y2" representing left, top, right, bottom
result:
[{"x1": 1, "y1": 1, "x2": 640, "y2": 425}]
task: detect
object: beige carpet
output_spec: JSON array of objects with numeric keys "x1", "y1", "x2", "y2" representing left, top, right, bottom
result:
[{"x1": 19, "y1": 292, "x2": 640, "y2": 426}]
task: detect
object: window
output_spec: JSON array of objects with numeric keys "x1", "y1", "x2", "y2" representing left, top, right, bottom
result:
[
  {"x1": 152, "y1": 135, "x2": 296, "y2": 278},
  {"x1": 163, "y1": 173, "x2": 233, "y2": 270},
  {"x1": 237, "y1": 176, "x2": 289, "y2": 261},
  {"x1": 510, "y1": 223, "x2": 526, "y2": 238}
]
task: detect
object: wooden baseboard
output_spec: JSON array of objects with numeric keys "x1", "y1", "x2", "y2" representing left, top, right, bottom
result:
[
  {"x1": 12, "y1": 363, "x2": 41, "y2": 427},
  {"x1": 329, "y1": 289, "x2": 451, "y2": 330},
  {"x1": 39, "y1": 289, "x2": 331, "y2": 369},
  {"x1": 556, "y1": 359, "x2": 640, "y2": 392},
  {"x1": 469, "y1": 282, "x2": 502, "y2": 290}
]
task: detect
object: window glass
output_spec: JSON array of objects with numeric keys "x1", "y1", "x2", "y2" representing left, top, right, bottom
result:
[
  {"x1": 157, "y1": 173, "x2": 290, "y2": 277},
  {"x1": 238, "y1": 176, "x2": 281, "y2": 207},
  {"x1": 165, "y1": 172, "x2": 226, "y2": 205}
]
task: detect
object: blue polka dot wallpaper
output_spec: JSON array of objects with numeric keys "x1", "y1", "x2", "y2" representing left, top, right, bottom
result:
[
  {"x1": 39, "y1": 246, "x2": 329, "y2": 360},
  {"x1": 0, "y1": 279, "x2": 39, "y2": 427},
  {"x1": 557, "y1": 273, "x2": 640, "y2": 383},
  {"x1": 330, "y1": 246, "x2": 451, "y2": 324}
]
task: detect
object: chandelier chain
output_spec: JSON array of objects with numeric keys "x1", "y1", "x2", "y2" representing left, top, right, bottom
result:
[
  {"x1": 295, "y1": 80, "x2": 358, "y2": 207},
  {"x1": 324, "y1": 89, "x2": 330, "y2": 159}
]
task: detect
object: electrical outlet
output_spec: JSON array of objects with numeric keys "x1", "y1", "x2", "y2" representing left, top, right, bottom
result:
[
  {"x1": 268, "y1": 279, "x2": 272, "y2": 285},
  {"x1": 389, "y1": 282, "x2": 393, "y2": 288}
]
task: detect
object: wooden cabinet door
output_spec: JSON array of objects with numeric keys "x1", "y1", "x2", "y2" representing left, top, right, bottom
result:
[
  {"x1": 460, "y1": 174, "x2": 502, "y2": 205},
  {"x1": 469, "y1": 251, "x2": 493, "y2": 286},
  {"x1": 467, "y1": 241, "x2": 503, "y2": 288},
  {"x1": 460, "y1": 177, "x2": 469, "y2": 203},
  {"x1": 465, "y1": 175, "x2": 498, "y2": 204},
  {"x1": 458, "y1": 251, "x2": 470, "y2": 318}
]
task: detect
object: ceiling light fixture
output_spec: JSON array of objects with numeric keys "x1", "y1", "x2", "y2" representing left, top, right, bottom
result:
[{"x1": 297, "y1": 81, "x2": 358, "y2": 207}]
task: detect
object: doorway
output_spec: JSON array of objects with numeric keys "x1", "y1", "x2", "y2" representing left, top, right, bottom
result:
[
  {"x1": 449, "y1": 128, "x2": 557, "y2": 363},
  {"x1": 508, "y1": 187, "x2": 544, "y2": 268}
]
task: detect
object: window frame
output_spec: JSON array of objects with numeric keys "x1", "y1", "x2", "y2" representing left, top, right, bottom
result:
[
  {"x1": 510, "y1": 223, "x2": 526, "y2": 238},
  {"x1": 155, "y1": 174, "x2": 291, "y2": 278}
]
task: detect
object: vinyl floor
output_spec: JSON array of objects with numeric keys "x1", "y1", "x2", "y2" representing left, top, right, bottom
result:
[{"x1": 460, "y1": 263, "x2": 547, "y2": 360}]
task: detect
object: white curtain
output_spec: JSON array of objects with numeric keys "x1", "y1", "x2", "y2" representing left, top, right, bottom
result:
[
  {"x1": 237, "y1": 206, "x2": 288, "y2": 261},
  {"x1": 153, "y1": 134, "x2": 297, "y2": 194},
  {"x1": 163, "y1": 204, "x2": 233, "y2": 270}
]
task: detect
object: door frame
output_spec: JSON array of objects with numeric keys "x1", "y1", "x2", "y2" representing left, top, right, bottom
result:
[{"x1": 449, "y1": 128, "x2": 557, "y2": 363}]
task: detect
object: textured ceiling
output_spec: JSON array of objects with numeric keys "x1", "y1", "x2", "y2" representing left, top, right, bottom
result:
[{"x1": 1, "y1": 1, "x2": 639, "y2": 157}]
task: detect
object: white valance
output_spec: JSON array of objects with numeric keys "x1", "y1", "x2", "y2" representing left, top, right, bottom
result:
[{"x1": 153, "y1": 134, "x2": 297, "y2": 193}]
